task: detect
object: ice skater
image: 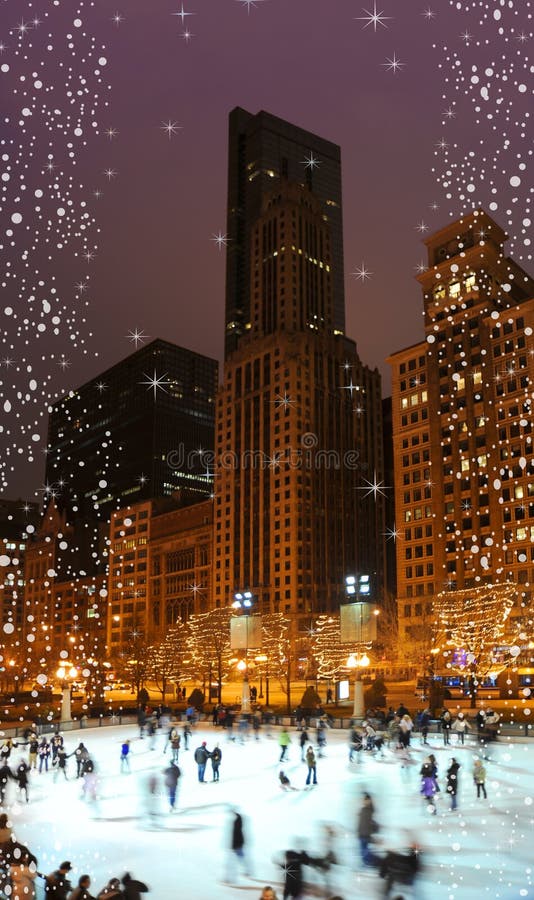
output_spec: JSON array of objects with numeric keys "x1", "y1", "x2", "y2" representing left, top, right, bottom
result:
[
  {"x1": 446, "y1": 757, "x2": 461, "y2": 810},
  {"x1": 14, "y1": 760, "x2": 30, "y2": 803},
  {"x1": 224, "y1": 810, "x2": 251, "y2": 885},
  {"x1": 305, "y1": 746, "x2": 317, "y2": 786},
  {"x1": 279, "y1": 771, "x2": 298, "y2": 792},
  {"x1": 473, "y1": 759, "x2": 487, "y2": 799},
  {"x1": 279, "y1": 728, "x2": 291, "y2": 761},
  {"x1": 120, "y1": 740, "x2": 131, "y2": 773},
  {"x1": 211, "y1": 744, "x2": 222, "y2": 782},
  {"x1": 299, "y1": 729, "x2": 309, "y2": 761},
  {"x1": 38, "y1": 738, "x2": 50, "y2": 773},
  {"x1": 163, "y1": 761, "x2": 181, "y2": 812},
  {"x1": 194, "y1": 742, "x2": 210, "y2": 782}
]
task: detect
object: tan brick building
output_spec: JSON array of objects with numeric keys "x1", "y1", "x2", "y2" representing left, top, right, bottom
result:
[{"x1": 389, "y1": 210, "x2": 534, "y2": 665}]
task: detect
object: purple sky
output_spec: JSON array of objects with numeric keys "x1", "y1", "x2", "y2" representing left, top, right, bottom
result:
[{"x1": 1, "y1": 0, "x2": 532, "y2": 497}]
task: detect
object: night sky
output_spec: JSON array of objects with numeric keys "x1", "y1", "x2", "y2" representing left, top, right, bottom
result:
[{"x1": 1, "y1": 0, "x2": 532, "y2": 498}]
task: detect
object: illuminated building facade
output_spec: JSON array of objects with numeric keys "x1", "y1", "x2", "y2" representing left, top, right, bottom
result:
[{"x1": 389, "y1": 210, "x2": 534, "y2": 659}]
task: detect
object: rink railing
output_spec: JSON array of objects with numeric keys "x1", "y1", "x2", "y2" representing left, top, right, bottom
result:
[{"x1": 2, "y1": 714, "x2": 534, "y2": 741}]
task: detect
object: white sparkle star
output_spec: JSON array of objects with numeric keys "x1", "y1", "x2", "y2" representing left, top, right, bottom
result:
[
  {"x1": 140, "y1": 370, "x2": 171, "y2": 401},
  {"x1": 237, "y1": 0, "x2": 265, "y2": 13},
  {"x1": 340, "y1": 360, "x2": 353, "y2": 372},
  {"x1": 212, "y1": 232, "x2": 230, "y2": 250},
  {"x1": 516, "y1": 31, "x2": 530, "y2": 43},
  {"x1": 357, "y1": 470, "x2": 390, "y2": 500},
  {"x1": 161, "y1": 120, "x2": 182, "y2": 139},
  {"x1": 414, "y1": 261, "x2": 428, "y2": 274},
  {"x1": 112, "y1": 12, "x2": 124, "y2": 26},
  {"x1": 182, "y1": 30, "x2": 194, "y2": 42},
  {"x1": 83, "y1": 250, "x2": 95, "y2": 263},
  {"x1": 58, "y1": 357, "x2": 71, "y2": 371},
  {"x1": 340, "y1": 377, "x2": 362, "y2": 399},
  {"x1": 267, "y1": 453, "x2": 282, "y2": 471},
  {"x1": 96, "y1": 382, "x2": 108, "y2": 393},
  {"x1": 355, "y1": 2, "x2": 392, "y2": 30},
  {"x1": 382, "y1": 53, "x2": 405, "y2": 74},
  {"x1": 422, "y1": 7, "x2": 436, "y2": 20},
  {"x1": 302, "y1": 152, "x2": 321, "y2": 170},
  {"x1": 104, "y1": 168, "x2": 117, "y2": 180},
  {"x1": 75, "y1": 281, "x2": 89, "y2": 293},
  {"x1": 351, "y1": 262, "x2": 373, "y2": 282},
  {"x1": 189, "y1": 582, "x2": 204, "y2": 595},
  {"x1": 0, "y1": 42, "x2": 7, "y2": 53},
  {"x1": 460, "y1": 30, "x2": 472, "y2": 44},
  {"x1": 353, "y1": 404, "x2": 365, "y2": 417},
  {"x1": 273, "y1": 392, "x2": 295, "y2": 409},
  {"x1": 384, "y1": 523, "x2": 403, "y2": 542},
  {"x1": 429, "y1": 201, "x2": 440, "y2": 211},
  {"x1": 1, "y1": 358, "x2": 14, "y2": 368},
  {"x1": 435, "y1": 137, "x2": 449, "y2": 151},
  {"x1": 415, "y1": 221, "x2": 429, "y2": 233},
  {"x1": 105, "y1": 127, "x2": 118, "y2": 140},
  {"x1": 93, "y1": 190, "x2": 103, "y2": 200},
  {"x1": 172, "y1": 4, "x2": 195, "y2": 22},
  {"x1": 137, "y1": 473, "x2": 148, "y2": 486},
  {"x1": 16, "y1": 20, "x2": 29, "y2": 37},
  {"x1": 443, "y1": 106, "x2": 456, "y2": 120},
  {"x1": 126, "y1": 329, "x2": 149, "y2": 347},
  {"x1": 46, "y1": 161, "x2": 56, "y2": 173}
]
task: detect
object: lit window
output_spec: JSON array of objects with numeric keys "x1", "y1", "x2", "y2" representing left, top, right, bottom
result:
[
  {"x1": 401, "y1": 397, "x2": 408, "y2": 409},
  {"x1": 477, "y1": 454, "x2": 487, "y2": 467},
  {"x1": 465, "y1": 274, "x2": 477, "y2": 292},
  {"x1": 449, "y1": 282, "x2": 461, "y2": 298},
  {"x1": 473, "y1": 371, "x2": 482, "y2": 385},
  {"x1": 461, "y1": 459, "x2": 470, "y2": 472}
]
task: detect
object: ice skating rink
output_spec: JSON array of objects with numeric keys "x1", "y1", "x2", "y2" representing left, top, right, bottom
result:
[{"x1": 3, "y1": 721, "x2": 533, "y2": 899}]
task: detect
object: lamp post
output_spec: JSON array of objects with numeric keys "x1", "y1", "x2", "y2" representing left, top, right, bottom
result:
[
  {"x1": 56, "y1": 663, "x2": 78, "y2": 723},
  {"x1": 346, "y1": 652, "x2": 370, "y2": 719},
  {"x1": 232, "y1": 590, "x2": 254, "y2": 712},
  {"x1": 255, "y1": 654, "x2": 268, "y2": 701}
]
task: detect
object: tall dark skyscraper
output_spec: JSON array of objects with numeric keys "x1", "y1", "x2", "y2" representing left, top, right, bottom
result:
[
  {"x1": 224, "y1": 107, "x2": 346, "y2": 357},
  {"x1": 215, "y1": 110, "x2": 385, "y2": 631},
  {"x1": 45, "y1": 339, "x2": 218, "y2": 519}
]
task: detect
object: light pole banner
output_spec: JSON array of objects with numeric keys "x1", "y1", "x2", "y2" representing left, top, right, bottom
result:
[
  {"x1": 340, "y1": 602, "x2": 377, "y2": 643},
  {"x1": 230, "y1": 615, "x2": 262, "y2": 650}
]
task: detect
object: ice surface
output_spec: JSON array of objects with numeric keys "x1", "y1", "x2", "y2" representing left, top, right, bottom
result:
[{"x1": 2, "y1": 721, "x2": 533, "y2": 899}]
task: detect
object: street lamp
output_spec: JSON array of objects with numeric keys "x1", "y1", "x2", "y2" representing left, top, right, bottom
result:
[
  {"x1": 255, "y1": 654, "x2": 269, "y2": 702},
  {"x1": 232, "y1": 590, "x2": 255, "y2": 712},
  {"x1": 56, "y1": 663, "x2": 78, "y2": 723},
  {"x1": 346, "y1": 652, "x2": 370, "y2": 718}
]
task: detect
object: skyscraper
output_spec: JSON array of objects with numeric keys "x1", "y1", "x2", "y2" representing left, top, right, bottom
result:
[
  {"x1": 215, "y1": 111, "x2": 384, "y2": 635},
  {"x1": 388, "y1": 210, "x2": 534, "y2": 662},
  {"x1": 224, "y1": 107, "x2": 346, "y2": 357},
  {"x1": 45, "y1": 338, "x2": 218, "y2": 520}
]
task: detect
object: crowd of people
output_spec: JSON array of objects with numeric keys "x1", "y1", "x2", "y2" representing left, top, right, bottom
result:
[{"x1": 0, "y1": 830, "x2": 149, "y2": 900}]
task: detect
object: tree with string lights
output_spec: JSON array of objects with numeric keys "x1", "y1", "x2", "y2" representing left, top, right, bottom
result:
[
  {"x1": 148, "y1": 623, "x2": 187, "y2": 701},
  {"x1": 433, "y1": 582, "x2": 518, "y2": 707},
  {"x1": 311, "y1": 614, "x2": 354, "y2": 682},
  {"x1": 186, "y1": 607, "x2": 233, "y2": 703}
]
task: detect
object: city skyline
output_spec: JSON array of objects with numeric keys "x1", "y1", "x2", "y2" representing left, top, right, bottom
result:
[{"x1": 1, "y1": 0, "x2": 532, "y2": 499}]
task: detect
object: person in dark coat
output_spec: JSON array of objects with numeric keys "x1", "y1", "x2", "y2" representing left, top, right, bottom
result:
[
  {"x1": 0, "y1": 762, "x2": 13, "y2": 806},
  {"x1": 14, "y1": 760, "x2": 30, "y2": 802},
  {"x1": 447, "y1": 757, "x2": 461, "y2": 810},
  {"x1": 193, "y1": 742, "x2": 210, "y2": 782},
  {"x1": 357, "y1": 792, "x2": 378, "y2": 867},
  {"x1": 225, "y1": 811, "x2": 250, "y2": 884},
  {"x1": 96, "y1": 878, "x2": 123, "y2": 899},
  {"x1": 210, "y1": 744, "x2": 222, "y2": 782},
  {"x1": 68, "y1": 874, "x2": 95, "y2": 900},
  {"x1": 72, "y1": 743, "x2": 89, "y2": 778},
  {"x1": 163, "y1": 762, "x2": 181, "y2": 811},
  {"x1": 44, "y1": 861, "x2": 73, "y2": 899},
  {"x1": 54, "y1": 749, "x2": 69, "y2": 781},
  {"x1": 38, "y1": 738, "x2": 51, "y2": 773},
  {"x1": 299, "y1": 730, "x2": 309, "y2": 762},
  {"x1": 121, "y1": 873, "x2": 149, "y2": 900},
  {"x1": 280, "y1": 848, "x2": 312, "y2": 900},
  {"x1": 440, "y1": 709, "x2": 452, "y2": 746}
]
